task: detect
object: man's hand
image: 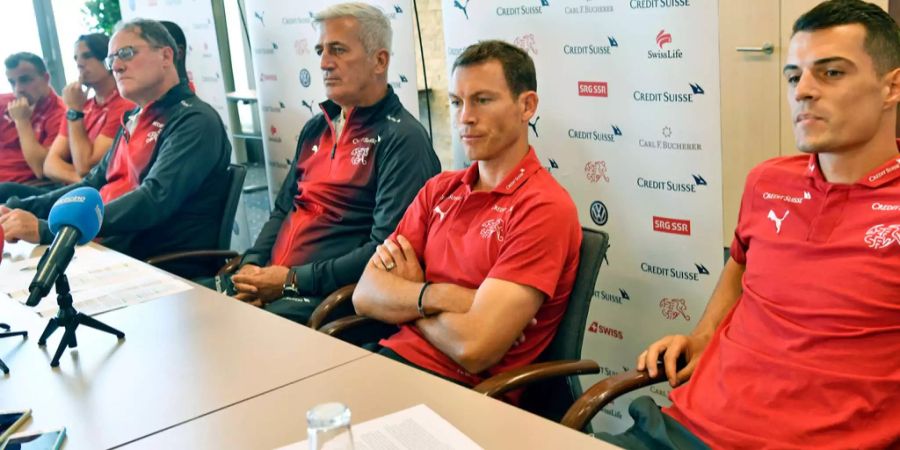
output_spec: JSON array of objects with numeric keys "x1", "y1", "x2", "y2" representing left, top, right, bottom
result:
[
  {"x1": 636, "y1": 333, "x2": 710, "y2": 388},
  {"x1": 230, "y1": 264, "x2": 290, "y2": 305},
  {"x1": 0, "y1": 208, "x2": 41, "y2": 243},
  {"x1": 62, "y1": 82, "x2": 88, "y2": 111},
  {"x1": 371, "y1": 235, "x2": 424, "y2": 282},
  {"x1": 8, "y1": 97, "x2": 33, "y2": 122}
]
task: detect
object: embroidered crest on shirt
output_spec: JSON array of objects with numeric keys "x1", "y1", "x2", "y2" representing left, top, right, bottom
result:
[
  {"x1": 767, "y1": 209, "x2": 789, "y2": 234},
  {"x1": 480, "y1": 218, "x2": 504, "y2": 241},
  {"x1": 350, "y1": 147, "x2": 369, "y2": 165},
  {"x1": 146, "y1": 121, "x2": 165, "y2": 144},
  {"x1": 864, "y1": 224, "x2": 900, "y2": 249},
  {"x1": 659, "y1": 298, "x2": 691, "y2": 321}
]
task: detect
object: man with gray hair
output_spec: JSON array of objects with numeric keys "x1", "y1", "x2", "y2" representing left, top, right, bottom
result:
[
  {"x1": 224, "y1": 2, "x2": 440, "y2": 325},
  {"x1": 1, "y1": 18, "x2": 231, "y2": 279}
]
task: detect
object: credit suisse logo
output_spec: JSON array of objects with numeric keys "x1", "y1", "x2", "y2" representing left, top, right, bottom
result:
[
  {"x1": 588, "y1": 321, "x2": 623, "y2": 340},
  {"x1": 282, "y1": 11, "x2": 317, "y2": 29},
  {"x1": 578, "y1": 81, "x2": 608, "y2": 97},
  {"x1": 259, "y1": 73, "x2": 278, "y2": 82},
  {"x1": 262, "y1": 101, "x2": 286, "y2": 113},
  {"x1": 636, "y1": 174, "x2": 707, "y2": 193},
  {"x1": 569, "y1": 125, "x2": 621, "y2": 143},
  {"x1": 649, "y1": 29, "x2": 683, "y2": 59},
  {"x1": 633, "y1": 83, "x2": 704, "y2": 103},
  {"x1": 496, "y1": 0, "x2": 550, "y2": 17},
  {"x1": 592, "y1": 288, "x2": 630, "y2": 304},
  {"x1": 630, "y1": 0, "x2": 691, "y2": 9},
  {"x1": 653, "y1": 216, "x2": 691, "y2": 235},
  {"x1": 641, "y1": 261, "x2": 710, "y2": 282},
  {"x1": 564, "y1": 37, "x2": 617, "y2": 56},
  {"x1": 253, "y1": 42, "x2": 278, "y2": 56}
]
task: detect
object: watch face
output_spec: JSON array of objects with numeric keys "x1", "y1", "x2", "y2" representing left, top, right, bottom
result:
[{"x1": 66, "y1": 110, "x2": 84, "y2": 120}]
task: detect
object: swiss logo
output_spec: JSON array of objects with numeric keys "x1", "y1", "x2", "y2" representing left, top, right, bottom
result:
[{"x1": 864, "y1": 224, "x2": 900, "y2": 249}]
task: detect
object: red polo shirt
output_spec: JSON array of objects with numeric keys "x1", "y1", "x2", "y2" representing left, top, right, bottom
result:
[
  {"x1": 99, "y1": 105, "x2": 164, "y2": 204},
  {"x1": 666, "y1": 149, "x2": 900, "y2": 449},
  {"x1": 380, "y1": 148, "x2": 582, "y2": 386},
  {"x1": 59, "y1": 89, "x2": 133, "y2": 141},
  {"x1": 0, "y1": 91, "x2": 65, "y2": 182}
]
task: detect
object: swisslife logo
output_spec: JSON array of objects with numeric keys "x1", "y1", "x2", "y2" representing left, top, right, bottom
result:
[
  {"x1": 578, "y1": 81, "x2": 608, "y2": 97},
  {"x1": 653, "y1": 216, "x2": 691, "y2": 235},
  {"x1": 649, "y1": 29, "x2": 684, "y2": 59},
  {"x1": 636, "y1": 173, "x2": 708, "y2": 193},
  {"x1": 641, "y1": 261, "x2": 710, "y2": 282},
  {"x1": 633, "y1": 83, "x2": 705, "y2": 103}
]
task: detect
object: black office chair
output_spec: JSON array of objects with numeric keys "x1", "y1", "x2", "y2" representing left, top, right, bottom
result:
[
  {"x1": 145, "y1": 164, "x2": 247, "y2": 275},
  {"x1": 313, "y1": 228, "x2": 611, "y2": 424}
]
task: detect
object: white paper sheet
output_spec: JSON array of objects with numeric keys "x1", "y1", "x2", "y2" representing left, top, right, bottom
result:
[
  {"x1": 277, "y1": 404, "x2": 483, "y2": 450},
  {"x1": 0, "y1": 245, "x2": 191, "y2": 317}
]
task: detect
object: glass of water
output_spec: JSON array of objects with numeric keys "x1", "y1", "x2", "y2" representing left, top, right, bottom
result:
[{"x1": 307, "y1": 402, "x2": 355, "y2": 450}]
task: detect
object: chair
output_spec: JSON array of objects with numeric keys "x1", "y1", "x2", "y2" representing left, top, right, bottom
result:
[
  {"x1": 312, "y1": 228, "x2": 611, "y2": 424},
  {"x1": 145, "y1": 164, "x2": 247, "y2": 274},
  {"x1": 560, "y1": 355, "x2": 687, "y2": 431}
]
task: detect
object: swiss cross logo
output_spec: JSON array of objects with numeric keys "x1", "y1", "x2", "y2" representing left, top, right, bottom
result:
[
  {"x1": 864, "y1": 224, "x2": 900, "y2": 249},
  {"x1": 480, "y1": 218, "x2": 504, "y2": 241},
  {"x1": 659, "y1": 298, "x2": 691, "y2": 321},
  {"x1": 146, "y1": 121, "x2": 165, "y2": 144},
  {"x1": 350, "y1": 147, "x2": 369, "y2": 166}
]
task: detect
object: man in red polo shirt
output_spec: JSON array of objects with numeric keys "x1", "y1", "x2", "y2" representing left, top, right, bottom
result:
[
  {"x1": 353, "y1": 41, "x2": 581, "y2": 388},
  {"x1": 0, "y1": 52, "x2": 64, "y2": 185},
  {"x1": 596, "y1": 1, "x2": 900, "y2": 448},
  {"x1": 40, "y1": 33, "x2": 133, "y2": 189}
]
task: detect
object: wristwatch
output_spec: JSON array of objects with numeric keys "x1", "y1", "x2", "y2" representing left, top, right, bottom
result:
[
  {"x1": 66, "y1": 109, "x2": 85, "y2": 121},
  {"x1": 282, "y1": 267, "x2": 301, "y2": 297}
]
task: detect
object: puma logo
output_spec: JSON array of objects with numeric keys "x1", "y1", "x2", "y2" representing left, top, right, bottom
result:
[
  {"x1": 767, "y1": 210, "x2": 789, "y2": 234},
  {"x1": 528, "y1": 116, "x2": 539, "y2": 138},
  {"x1": 434, "y1": 206, "x2": 448, "y2": 221},
  {"x1": 454, "y1": 0, "x2": 470, "y2": 19}
]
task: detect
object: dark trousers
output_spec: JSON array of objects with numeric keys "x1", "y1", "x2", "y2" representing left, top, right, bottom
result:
[
  {"x1": 594, "y1": 396, "x2": 709, "y2": 450},
  {"x1": 196, "y1": 274, "x2": 324, "y2": 326}
]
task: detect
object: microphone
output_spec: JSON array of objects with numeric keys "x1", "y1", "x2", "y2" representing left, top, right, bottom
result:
[{"x1": 25, "y1": 187, "x2": 104, "y2": 307}]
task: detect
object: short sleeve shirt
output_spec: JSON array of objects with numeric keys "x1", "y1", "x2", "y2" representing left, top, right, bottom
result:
[{"x1": 0, "y1": 91, "x2": 65, "y2": 182}]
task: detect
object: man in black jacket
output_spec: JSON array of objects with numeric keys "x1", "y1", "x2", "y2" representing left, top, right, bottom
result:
[
  {"x1": 226, "y1": 2, "x2": 440, "y2": 324},
  {"x1": 0, "y1": 19, "x2": 230, "y2": 279}
]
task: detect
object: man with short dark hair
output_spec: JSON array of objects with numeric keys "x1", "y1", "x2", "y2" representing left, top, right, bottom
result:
[
  {"x1": 0, "y1": 52, "x2": 65, "y2": 184},
  {"x1": 223, "y1": 2, "x2": 440, "y2": 325},
  {"x1": 0, "y1": 19, "x2": 230, "y2": 278},
  {"x1": 352, "y1": 40, "x2": 581, "y2": 391},
  {"x1": 599, "y1": 1, "x2": 900, "y2": 448}
]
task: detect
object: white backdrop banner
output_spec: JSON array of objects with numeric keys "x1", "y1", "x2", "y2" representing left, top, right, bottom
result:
[
  {"x1": 244, "y1": 0, "x2": 420, "y2": 199},
  {"x1": 120, "y1": 0, "x2": 232, "y2": 136},
  {"x1": 442, "y1": 0, "x2": 723, "y2": 432}
]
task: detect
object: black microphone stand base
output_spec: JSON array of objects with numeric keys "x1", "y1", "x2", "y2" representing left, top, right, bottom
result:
[
  {"x1": 0, "y1": 323, "x2": 28, "y2": 374},
  {"x1": 35, "y1": 275, "x2": 124, "y2": 367}
]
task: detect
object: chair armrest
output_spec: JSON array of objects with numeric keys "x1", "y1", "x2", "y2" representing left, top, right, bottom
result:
[
  {"x1": 145, "y1": 250, "x2": 239, "y2": 268},
  {"x1": 318, "y1": 314, "x2": 380, "y2": 337},
  {"x1": 560, "y1": 369, "x2": 665, "y2": 431},
  {"x1": 473, "y1": 360, "x2": 600, "y2": 398},
  {"x1": 307, "y1": 284, "x2": 357, "y2": 329}
]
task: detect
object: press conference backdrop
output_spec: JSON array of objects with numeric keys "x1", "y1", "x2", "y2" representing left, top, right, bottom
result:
[
  {"x1": 120, "y1": 0, "x2": 252, "y2": 250},
  {"x1": 442, "y1": 0, "x2": 724, "y2": 432},
  {"x1": 244, "y1": 0, "x2": 421, "y2": 199}
]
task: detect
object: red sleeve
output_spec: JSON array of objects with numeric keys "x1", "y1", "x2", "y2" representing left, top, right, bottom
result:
[
  {"x1": 39, "y1": 104, "x2": 64, "y2": 147},
  {"x1": 487, "y1": 195, "x2": 581, "y2": 297},
  {"x1": 99, "y1": 98, "x2": 133, "y2": 138},
  {"x1": 729, "y1": 165, "x2": 764, "y2": 264}
]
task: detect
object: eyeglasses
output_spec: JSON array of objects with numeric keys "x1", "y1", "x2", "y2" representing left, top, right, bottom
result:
[{"x1": 104, "y1": 45, "x2": 160, "y2": 70}]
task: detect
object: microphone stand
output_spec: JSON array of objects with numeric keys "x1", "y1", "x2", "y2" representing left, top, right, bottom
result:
[
  {"x1": 0, "y1": 323, "x2": 27, "y2": 374},
  {"x1": 37, "y1": 274, "x2": 125, "y2": 367}
]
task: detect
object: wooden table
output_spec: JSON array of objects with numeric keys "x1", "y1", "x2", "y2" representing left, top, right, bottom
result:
[
  {"x1": 1, "y1": 244, "x2": 369, "y2": 449},
  {"x1": 122, "y1": 354, "x2": 616, "y2": 450}
]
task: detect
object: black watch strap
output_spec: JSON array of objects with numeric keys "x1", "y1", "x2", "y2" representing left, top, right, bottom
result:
[
  {"x1": 66, "y1": 109, "x2": 85, "y2": 121},
  {"x1": 282, "y1": 267, "x2": 300, "y2": 297}
]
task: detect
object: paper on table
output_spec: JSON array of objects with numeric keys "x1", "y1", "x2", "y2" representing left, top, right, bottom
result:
[
  {"x1": 277, "y1": 404, "x2": 483, "y2": 450},
  {"x1": 0, "y1": 245, "x2": 191, "y2": 317}
]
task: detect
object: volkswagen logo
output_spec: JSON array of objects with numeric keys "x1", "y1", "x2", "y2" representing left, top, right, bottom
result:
[{"x1": 590, "y1": 201, "x2": 608, "y2": 226}]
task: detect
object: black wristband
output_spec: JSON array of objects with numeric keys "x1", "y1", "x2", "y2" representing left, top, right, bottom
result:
[{"x1": 417, "y1": 281, "x2": 432, "y2": 317}]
